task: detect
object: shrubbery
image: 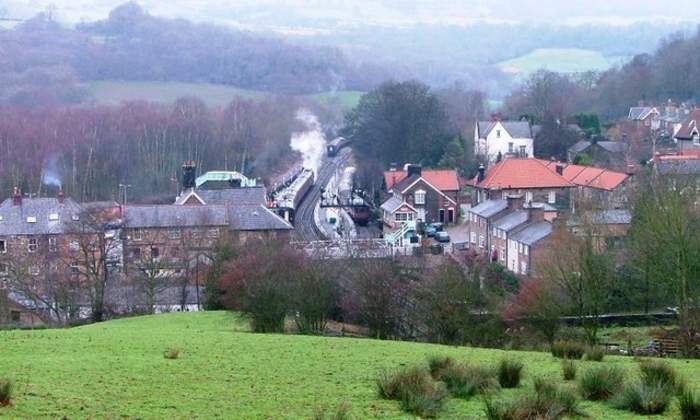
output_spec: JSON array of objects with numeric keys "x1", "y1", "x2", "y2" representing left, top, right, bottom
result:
[
  {"x1": 497, "y1": 359, "x2": 523, "y2": 388},
  {"x1": 638, "y1": 359, "x2": 682, "y2": 392},
  {"x1": 584, "y1": 346, "x2": 605, "y2": 362},
  {"x1": 579, "y1": 365, "x2": 624, "y2": 401},
  {"x1": 0, "y1": 378, "x2": 13, "y2": 407},
  {"x1": 377, "y1": 367, "x2": 447, "y2": 417},
  {"x1": 678, "y1": 388, "x2": 700, "y2": 420},
  {"x1": 484, "y1": 378, "x2": 585, "y2": 420},
  {"x1": 613, "y1": 381, "x2": 673, "y2": 415},
  {"x1": 551, "y1": 340, "x2": 586, "y2": 360},
  {"x1": 562, "y1": 359, "x2": 577, "y2": 381}
]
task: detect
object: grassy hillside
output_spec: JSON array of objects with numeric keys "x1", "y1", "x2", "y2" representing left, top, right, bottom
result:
[
  {"x1": 498, "y1": 48, "x2": 613, "y2": 75},
  {"x1": 1, "y1": 312, "x2": 698, "y2": 418},
  {"x1": 86, "y1": 81, "x2": 364, "y2": 110}
]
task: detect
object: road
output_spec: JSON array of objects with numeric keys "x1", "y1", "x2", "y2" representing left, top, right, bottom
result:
[{"x1": 294, "y1": 149, "x2": 351, "y2": 241}]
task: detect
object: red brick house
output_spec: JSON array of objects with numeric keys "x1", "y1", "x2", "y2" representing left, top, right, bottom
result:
[{"x1": 381, "y1": 165, "x2": 459, "y2": 225}]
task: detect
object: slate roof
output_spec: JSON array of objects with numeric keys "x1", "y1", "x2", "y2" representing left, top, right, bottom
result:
[
  {"x1": 567, "y1": 209, "x2": 632, "y2": 226},
  {"x1": 380, "y1": 195, "x2": 405, "y2": 214},
  {"x1": 0, "y1": 197, "x2": 86, "y2": 236},
  {"x1": 654, "y1": 156, "x2": 700, "y2": 175},
  {"x1": 568, "y1": 141, "x2": 625, "y2": 155},
  {"x1": 478, "y1": 121, "x2": 532, "y2": 139},
  {"x1": 228, "y1": 205, "x2": 293, "y2": 231},
  {"x1": 492, "y1": 210, "x2": 529, "y2": 232},
  {"x1": 628, "y1": 107, "x2": 657, "y2": 120},
  {"x1": 510, "y1": 221, "x2": 553, "y2": 245},
  {"x1": 123, "y1": 205, "x2": 229, "y2": 229},
  {"x1": 470, "y1": 199, "x2": 508, "y2": 218},
  {"x1": 674, "y1": 109, "x2": 700, "y2": 140},
  {"x1": 196, "y1": 187, "x2": 267, "y2": 206},
  {"x1": 392, "y1": 174, "x2": 421, "y2": 193}
]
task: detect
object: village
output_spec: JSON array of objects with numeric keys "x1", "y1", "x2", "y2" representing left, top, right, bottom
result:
[{"x1": 1, "y1": 102, "x2": 699, "y2": 328}]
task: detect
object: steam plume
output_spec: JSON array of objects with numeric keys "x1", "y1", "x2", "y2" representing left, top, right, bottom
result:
[{"x1": 290, "y1": 109, "x2": 326, "y2": 176}]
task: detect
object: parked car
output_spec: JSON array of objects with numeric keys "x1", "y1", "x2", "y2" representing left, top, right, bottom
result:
[
  {"x1": 430, "y1": 222, "x2": 444, "y2": 232},
  {"x1": 425, "y1": 226, "x2": 437, "y2": 237},
  {"x1": 435, "y1": 231, "x2": 450, "y2": 243}
]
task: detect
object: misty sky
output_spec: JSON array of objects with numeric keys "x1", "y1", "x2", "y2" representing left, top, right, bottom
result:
[{"x1": 4, "y1": 0, "x2": 700, "y2": 29}]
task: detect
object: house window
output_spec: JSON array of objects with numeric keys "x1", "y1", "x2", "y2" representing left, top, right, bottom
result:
[
  {"x1": 29, "y1": 264, "x2": 40, "y2": 275},
  {"x1": 28, "y1": 238, "x2": 38, "y2": 253},
  {"x1": 548, "y1": 191, "x2": 556, "y2": 204},
  {"x1": 479, "y1": 235, "x2": 485, "y2": 248},
  {"x1": 48, "y1": 237, "x2": 57, "y2": 252},
  {"x1": 500, "y1": 247, "x2": 506, "y2": 262},
  {"x1": 70, "y1": 263, "x2": 80, "y2": 273},
  {"x1": 133, "y1": 229, "x2": 143, "y2": 241},
  {"x1": 470, "y1": 232, "x2": 477, "y2": 244},
  {"x1": 69, "y1": 240, "x2": 80, "y2": 251},
  {"x1": 496, "y1": 130, "x2": 501, "y2": 138},
  {"x1": 0, "y1": 263, "x2": 8, "y2": 275},
  {"x1": 192, "y1": 229, "x2": 202, "y2": 240},
  {"x1": 26, "y1": 216, "x2": 37, "y2": 223},
  {"x1": 524, "y1": 245, "x2": 529, "y2": 256},
  {"x1": 207, "y1": 228, "x2": 220, "y2": 239},
  {"x1": 492, "y1": 227, "x2": 497, "y2": 237},
  {"x1": 132, "y1": 248, "x2": 141, "y2": 259},
  {"x1": 519, "y1": 145, "x2": 527, "y2": 156},
  {"x1": 693, "y1": 132, "x2": 700, "y2": 146},
  {"x1": 151, "y1": 247, "x2": 160, "y2": 259},
  {"x1": 520, "y1": 261, "x2": 528, "y2": 275},
  {"x1": 415, "y1": 190, "x2": 426, "y2": 205},
  {"x1": 48, "y1": 213, "x2": 59, "y2": 222},
  {"x1": 0, "y1": 240, "x2": 5, "y2": 253},
  {"x1": 525, "y1": 191, "x2": 533, "y2": 203},
  {"x1": 508, "y1": 142, "x2": 514, "y2": 153},
  {"x1": 168, "y1": 229, "x2": 181, "y2": 240}
]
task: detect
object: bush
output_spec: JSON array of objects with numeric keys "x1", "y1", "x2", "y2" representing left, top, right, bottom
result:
[
  {"x1": 0, "y1": 378, "x2": 12, "y2": 407},
  {"x1": 562, "y1": 359, "x2": 577, "y2": 381},
  {"x1": 163, "y1": 348, "x2": 180, "y2": 359},
  {"x1": 497, "y1": 359, "x2": 523, "y2": 388},
  {"x1": 484, "y1": 379, "x2": 585, "y2": 420},
  {"x1": 579, "y1": 365, "x2": 624, "y2": 401},
  {"x1": 376, "y1": 367, "x2": 446, "y2": 417},
  {"x1": 438, "y1": 363, "x2": 499, "y2": 398},
  {"x1": 584, "y1": 346, "x2": 605, "y2": 362},
  {"x1": 613, "y1": 381, "x2": 673, "y2": 415},
  {"x1": 427, "y1": 355, "x2": 454, "y2": 379},
  {"x1": 313, "y1": 401, "x2": 352, "y2": 420},
  {"x1": 551, "y1": 340, "x2": 586, "y2": 359},
  {"x1": 678, "y1": 388, "x2": 700, "y2": 420},
  {"x1": 638, "y1": 359, "x2": 681, "y2": 392}
]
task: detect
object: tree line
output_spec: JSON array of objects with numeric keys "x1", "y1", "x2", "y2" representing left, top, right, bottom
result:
[{"x1": 0, "y1": 96, "x2": 319, "y2": 202}]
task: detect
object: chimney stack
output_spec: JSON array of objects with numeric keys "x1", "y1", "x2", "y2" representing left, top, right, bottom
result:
[
  {"x1": 57, "y1": 187, "x2": 65, "y2": 204},
  {"x1": 528, "y1": 203, "x2": 545, "y2": 222},
  {"x1": 506, "y1": 194, "x2": 524, "y2": 210},
  {"x1": 477, "y1": 164, "x2": 486, "y2": 183},
  {"x1": 182, "y1": 161, "x2": 197, "y2": 190},
  {"x1": 12, "y1": 187, "x2": 21, "y2": 206},
  {"x1": 406, "y1": 164, "x2": 422, "y2": 178}
]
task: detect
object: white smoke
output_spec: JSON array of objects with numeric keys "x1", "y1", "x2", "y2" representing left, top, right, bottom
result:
[
  {"x1": 41, "y1": 154, "x2": 62, "y2": 188},
  {"x1": 290, "y1": 109, "x2": 326, "y2": 176}
]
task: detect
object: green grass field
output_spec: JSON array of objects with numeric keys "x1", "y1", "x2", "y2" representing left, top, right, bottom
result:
[
  {"x1": 86, "y1": 81, "x2": 364, "y2": 110},
  {"x1": 498, "y1": 48, "x2": 614, "y2": 75},
  {"x1": 1, "y1": 312, "x2": 698, "y2": 418}
]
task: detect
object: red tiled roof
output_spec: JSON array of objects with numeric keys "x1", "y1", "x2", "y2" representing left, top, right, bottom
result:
[
  {"x1": 472, "y1": 158, "x2": 629, "y2": 192},
  {"x1": 474, "y1": 159, "x2": 575, "y2": 190},
  {"x1": 384, "y1": 169, "x2": 460, "y2": 191}
]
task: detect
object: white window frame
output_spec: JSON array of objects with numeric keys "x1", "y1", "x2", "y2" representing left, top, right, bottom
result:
[
  {"x1": 525, "y1": 191, "x2": 533, "y2": 203},
  {"x1": 508, "y1": 142, "x2": 514, "y2": 153},
  {"x1": 168, "y1": 229, "x2": 182, "y2": 240},
  {"x1": 0, "y1": 263, "x2": 8, "y2": 275},
  {"x1": 524, "y1": 245, "x2": 529, "y2": 256},
  {"x1": 414, "y1": 190, "x2": 426, "y2": 205},
  {"x1": 133, "y1": 229, "x2": 143, "y2": 241},
  {"x1": 69, "y1": 240, "x2": 80, "y2": 252},
  {"x1": 26, "y1": 216, "x2": 37, "y2": 223},
  {"x1": 28, "y1": 238, "x2": 38, "y2": 253},
  {"x1": 479, "y1": 235, "x2": 485, "y2": 248},
  {"x1": 207, "y1": 228, "x2": 220, "y2": 239},
  {"x1": 500, "y1": 247, "x2": 506, "y2": 262},
  {"x1": 0, "y1": 239, "x2": 6, "y2": 253},
  {"x1": 29, "y1": 264, "x2": 40, "y2": 275},
  {"x1": 470, "y1": 232, "x2": 477, "y2": 244},
  {"x1": 520, "y1": 261, "x2": 528, "y2": 275},
  {"x1": 548, "y1": 190, "x2": 556, "y2": 204},
  {"x1": 48, "y1": 237, "x2": 58, "y2": 252},
  {"x1": 48, "y1": 213, "x2": 59, "y2": 222}
]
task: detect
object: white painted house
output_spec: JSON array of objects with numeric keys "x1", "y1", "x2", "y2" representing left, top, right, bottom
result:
[{"x1": 475, "y1": 120, "x2": 534, "y2": 163}]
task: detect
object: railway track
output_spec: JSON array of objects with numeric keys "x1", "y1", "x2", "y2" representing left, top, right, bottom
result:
[{"x1": 294, "y1": 150, "x2": 351, "y2": 241}]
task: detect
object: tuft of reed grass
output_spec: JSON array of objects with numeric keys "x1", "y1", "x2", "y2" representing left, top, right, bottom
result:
[
  {"x1": 578, "y1": 365, "x2": 624, "y2": 401},
  {"x1": 0, "y1": 378, "x2": 13, "y2": 407},
  {"x1": 164, "y1": 348, "x2": 181, "y2": 359},
  {"x1": 497, "y1": 359, "x2": 523, "y2": 389},
  {"x1": 678, "y1": 388, "x2": 700, "y2": 420},
  {"x1": 612, "y1": 381, "x2": 673, "y2": 415},
  {"x1": 562, "y1": 359, "x2": 577, "y2": 381}
]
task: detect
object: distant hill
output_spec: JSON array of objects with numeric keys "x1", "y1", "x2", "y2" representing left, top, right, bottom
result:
[{"x1": 498, "y1": 48, "x2": 619, "y2": 75}]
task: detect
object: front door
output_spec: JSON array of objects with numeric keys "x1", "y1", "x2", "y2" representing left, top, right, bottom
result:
[
  {"x1": 448, "y1": 208, "x2": 454, "y2": 224},
  {"x1": 438, "y1": 209, "x2": 445, "y2": 223}
]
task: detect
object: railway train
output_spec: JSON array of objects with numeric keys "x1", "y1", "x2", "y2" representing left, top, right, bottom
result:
[
  {"x1": 326, "y1": 136, "x2": 352, "y2": 157},
  {"x1": 336, "y1": 166, "x2": 370, "y2": 226},
  {"x1": 269, "y1": 168, "x2": 314, "y2": 224}
]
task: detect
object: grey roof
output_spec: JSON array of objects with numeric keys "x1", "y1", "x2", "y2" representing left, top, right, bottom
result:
[
  {"x1": 478, "y1": 121, "x2": 532, "y2": 139},
  {"x1": 656, "y1": 159, "x2": 700, "y2": 175},
  {"x1": 196, "y1": 187, "x2": 266, "y2": 206},
  {"x1": 381, "y1": 195, "x2": 405, "y2": 213},
  {"x1": 228, "y1": 205, "x2": 292, "y2": 231},
  {"x1": 568, "y1": 140, "x2": 625, "y2": 155},
  {"x1": 492, "y1": 210, "x2": 529, "y2": 232},
  {"x1": 628, "y1": 107, "x2": 656, "y2": 120},
  {"x1": 567, "y1": 210, "x2": 632, "y2": 227},
  {"x1": 124, "y1": 205, "x2": 228, "y2": 229},
  {"x1": 470, "y1": 199, "x2": 508, "y2": 218},
  {"x1": 393, "y1": 174, "x2": 421, "y2": 192},
  {"x1": 0, "y1": 197, "x2": 86, "y2": 236},
  {"x1": 510, "y1": 221, "x2": 553, "y2": 245}
]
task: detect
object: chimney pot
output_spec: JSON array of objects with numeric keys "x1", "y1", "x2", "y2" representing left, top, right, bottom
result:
[
  {"x1": 477, "y1": 164, "x2": 486, "y2": 182},
  {"x1": 12, "y1": 187, "x2": 21, "y2": 206},
  {"x1": 58, "y1": 187, "x2": 65, "y2": 204}
]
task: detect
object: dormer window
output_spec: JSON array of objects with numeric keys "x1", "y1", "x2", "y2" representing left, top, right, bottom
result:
[
  {"x1": 71, "y1": 215, "x2": 80, "y2": 221},
  {"x1": 26, "y1": 216, "x2": 37, "y2": 223},
  {"x1": 693, "y1": 131, "x2": 699, "y2": 146},
  {"x1": 48, "y1": 213, "x2": 59, "y2": 222}
]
